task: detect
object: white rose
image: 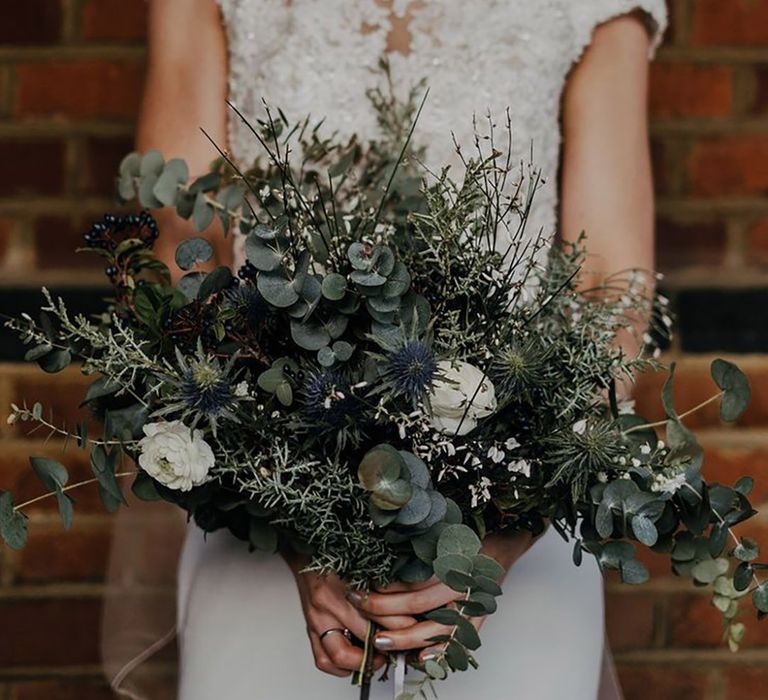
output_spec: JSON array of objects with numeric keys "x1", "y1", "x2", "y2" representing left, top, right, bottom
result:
[
  {"x1": 138, "y1": 420, "x2": 215, "y2": 491},
  {"x1": 428, "y1": 360, "x2": 497, "y2": 436}
]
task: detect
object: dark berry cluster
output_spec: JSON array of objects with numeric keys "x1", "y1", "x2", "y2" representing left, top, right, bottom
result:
[
  {"x1": 237, "y1": 260, "x2": 258, "y2": 282},
  {"x1": 83, "y1": 212, "x2": 160, "y2": 279}
]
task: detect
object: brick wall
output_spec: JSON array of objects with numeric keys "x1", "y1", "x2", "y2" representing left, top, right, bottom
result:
[{"x1": 0, "y1": 1, "x2": 767, "y2": 699}]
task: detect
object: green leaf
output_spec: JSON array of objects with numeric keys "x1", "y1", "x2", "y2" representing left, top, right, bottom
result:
[
  {"x1": 734, "y1": 562, "x2": 753, "y2": 592},
  {"x1": 90, "y1": 445, "x2": 127, "y2": 508},
  {"x1": 734, "y1": 477, "x2": 754, "y2": 497},
  {"x1": 395, "y1": 485, "x2": 432, "y2": 526},
  {"x1": 30, "y1": 457, "x2": 68, "y2": 492},
  {"x1": 0, "y1": 492, "x2": 28, "y2": 550},
  {"x1": 246, "y1": 235, "x2": 283, "y2": 272},
  {"x1": 425, "y1": 608, "x2": 463, "y2": 626},
  {"x1": 358, "y1": 444, "x2": 403, "y2": 489},
  {"x1": 139, "y1": 149, "x2": 164, "y2": 176},
  {"x1": 632, "y1": 515, "x2": 658, "y2": 547},
  {"x1": 249, "y1": 519, "x2": 278, "y2": 553},
  {"x1": 692, "y1": 557, "x2": 729, "y2": 584},
  {"x1": 275, "y1": 382, "x2": 293, "y2": 407},
  {"x1": 666, "y1": 418, "x2": 703, "y2": 469},
  {"x1": 753, "y1": 582, "x2": 768, "y2": 613},
  {"x1": 371, "y1": 479, "x2": 413, "y2": 511},
  {"x1": 132, "y1": 472, "x2": 162, "y2": 501},
  {"x1": 433, "y1": 553, "x2": 473, "y2": 581},
  {"x1": 596, "y1": 503, "x2": 613, "y2": 538},
  {"x1": 257, "y1": 272, "x2": 300, "y2": 308},
  {"x1": 198, "y1": 265, "x2": 232, "y2": 299},
  {"x1": 620, "y1": 559, "x2": 650, "y2": 585},
  {"x1": 322, "y1": 273, "x2": 348, "y2": 301},
  {"x1": 661, "y1": 362, "x2": 677, "y2": 419},
  {"x1": 177, "y1": 271, "x2": 206, "y2": 300},
  {"x1": 472, "y1": 575, "x2": 502, "y2": 596},
  {"x1": 445, "y1": 640, "x2": 469, "y2": 671},
  {"x1": 290, "y1": 319, "x2": 331, "y2": 351},
  {"x1": 411, "y1": 523, "x2": 447, "y2": 564},
  {"x1": 444, "y1": 569, "x2": 476, "y2": 593},
  {"x1": 38, "y1": 348, "x2": 71, "y2": 373},
  {"x1": 25, "y1": 344, "x2": 52, "y2": 362},
  {"x1": 175, "y1": 237, "x2": 214, "y2": 271},
  {"x1": 468, "y1": 591, "x2": 497, "y2": 615},
  {"x1": 733, "y1": 537, "x2": 759, "y2": 562},
  {"x1": 192, "y1": 191, "x2": 214, "y2": 231},
  {"x1": 454, "y1": 618, "x2": 481, "y2": 651},
  {"x1": 424, "y1": 659, "x2": 447, "y2": 680},
  {"x1": 471, "y1": 554, "x2": 505, "y2": 581},
  {"x1": 153, "y1": 158, "x2": 188, "y2": 206},
  {"x1": 437, "y1": 524, "x2": 482, "y2": 559},
  {"x1": 711, "y1": 359, "x2": 751, "y2": 422}
]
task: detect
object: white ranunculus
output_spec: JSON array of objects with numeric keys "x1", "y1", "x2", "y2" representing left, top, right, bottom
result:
[
  {"x1": 138, "y1": 420, "x2": 215, "y2": 491},
  {"x1": 428, "y1": 360, "x2": 497, "y2": 436}
]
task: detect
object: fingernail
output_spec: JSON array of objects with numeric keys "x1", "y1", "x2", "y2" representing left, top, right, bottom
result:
[
  {"x1": 374, "y1": 635, "x2": 393, "y2": 650},
  {"x1": 346, "y1": 591, "x2": 363, "y2": 606},
  {"x1": 420, "y1": 651, "x2": 437, "y2": 663}
]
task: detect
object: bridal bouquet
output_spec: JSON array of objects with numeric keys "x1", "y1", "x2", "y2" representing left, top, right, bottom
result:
[{"x1": 2, "y1": 84, "x2": 764, "y2": 698}]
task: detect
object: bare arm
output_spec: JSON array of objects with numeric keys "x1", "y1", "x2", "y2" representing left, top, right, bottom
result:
[
  {"x1": 561, "y1": 13, "x2": 655, "y2": 289},
  {"x1": 138, "y1": 0, "x2": 231, "y2": 276}
]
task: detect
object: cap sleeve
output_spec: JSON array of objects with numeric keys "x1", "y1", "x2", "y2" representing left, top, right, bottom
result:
[{"x1": 567, "y1": 1, "x2": 669, "y2": 62}]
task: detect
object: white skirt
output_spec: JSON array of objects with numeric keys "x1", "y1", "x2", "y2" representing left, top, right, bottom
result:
[{"x1": 176, "y1": 525, "x2": 605, "y2": 699}]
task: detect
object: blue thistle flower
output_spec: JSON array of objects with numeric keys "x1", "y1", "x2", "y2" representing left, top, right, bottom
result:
[
  {"x1": 181, "y1": 359, "x2": 233, "y2": 417},
  {"x1": 223, "y1": 284, "x2": 269, "y2": 326},
  {"x1": 386, "y1": 340, "x2": 437, "y2": 400},
  {"x1": 302, "y1": 371, "x2": 359, "y2": 428}
]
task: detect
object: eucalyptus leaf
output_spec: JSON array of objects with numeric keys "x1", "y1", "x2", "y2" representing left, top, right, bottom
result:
[
  {"x1": 175, "y1": 238, "x2": 214, "y2": 271},
  {"x1": 0, "y1": 492, "x2": 27, "y2": 550},
  {"x1": 711, "y1": 359, "x2": 751, "y2": 422},
  {"x1": 437, "y1": 524, "x2": 482, "y2": 559}
]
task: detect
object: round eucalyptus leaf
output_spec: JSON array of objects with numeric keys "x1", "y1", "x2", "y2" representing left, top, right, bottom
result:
[
  {"x1": 444, "y1": 498, "x2": 463, "y2": 525},
  {"x1": 734, "y1": 562, "x2": 753, "y2": 592},
  {"x1": 317, "y1": 346, "x2": 336, "y2": 368},
  {"x1": 374, "y1": 246, "x2": 395, "y2": 277},
  {"x1": 348, "y1": 242, "x2": 372, "y2": 271},
  {"x1": 325, "y1": 315, "x2": 349, "y2": 340},
  {"x1": 417, "y1": 491, "x2": 448, "y2": 530},
  {"x1": 246, "y1": 235, "x2": 282, "y2": 272},
  {"x1": 253, "y1": 223, "x2": 279, "y2": 241},
  {"x1": 433, "y1": 553, "x2": 473, "y2": 581},
  {"x1": 367, "y1": 294, "x2": 401, "y2": 314},
  {"x1": 358, "y1": 445, "x2": 404, "y2": 490},
  {"x1": 369, "y1": 502, "x2": 399, "y2": 527},
  {"x1": 733, "y1": 537, "x2": 759, "y2": 562},
  {"x1": 400, "y1": 451, "x2": 431, "y2": 489},
  {"x1": 153, "y1": 158, "x2": 189, "y2": 206},
  {"x1": 382, "y1": 261, "x2": 411, "y2": 298},
  {"x1": 753, "y1": 582, "x2": 768, "y2": 613},
  {"x1": 471, "y1": 554, "x2": 505, "y2": 581},
  {"x1": 175, "y1": 238, "x2": 214, "y2": 271},
  {"x1": 290, "y1": 320, "x2": 331, "y2": 351},
  {"x1": 595, "y1": 503, "x2": 613, "y2": 538},
  {"x1": 425, "y1": 660, "x2": 447, "y2": 681},
  {"x1": 177, "y1": 271, "x2": 206, "y2": 300},
  {"x1": 631, "y1": 515, "x2": 658, "y2": 547},
  {"x1": 395, "y1": 485, "x2": 432, "y2": 526},
  {"x1": 0, "y1": 492, "x2": 28, "y2": 550},
  {"x1": 454, "y1": 617, "x2": 482, "y2": 650},
  {"x1": 371, "y1": 478, "x2": 413, "y2": 511},
  {"x1": 38, "y1": 348, "x2": 71, "y2": 373},
  {"x1": 275, "y1": 382, "x2": 293, "y2": 407},
  {"x1": 425, "y1": 608, "x2": 463, "y2": 626},
  {"x1": 411, "y1": 522, "x2": 448, "y2": 564},
  {"x1": 257, "y1": 367, "x2": 285, "y2": 393},
  {"x1": 691, "y1": 557, "x2": 728, "y2": 584},
  {"x1": 469, "y1": 591, "x2": 498, "y2": 615},
  {"x1": 138, "y1": 172, "x2": 163, "y2": 208},
  {"x1": 322, "y1": 273, "x2": 348, "y2": 301},
  {"x1": 139, "y1": 149, "x2": 164, "y2": 176},
  {"x1": 445, "y1": 640, "x2": 470, "y2": 672},
  {"x1": 257, "y1": 273, "x2": 300, "y2": 308},
  {"x1": 331, "y1": 341, "x2": 354, "y2": 362},
  {"x1": 619, "y1": 559, "x2": 650, "y2": 585},
  {"x1": 711, "y1": 359, "x2": 751, "y2": 422},
  {"x1": 395, "y1": 556, "x2": 433, "y2": 583},
  {"x1": 436, "y1": 524, "x2": 482, "y2": 559},
  {"x1": 351, "y1": 269, "x2": 387, "y2": 288},
  {"x1": 117, "y1": 173, "x2": 136, "y2": 201},
  {"x1": 119, "y1": 151, "x2": 141, "y2": 178}
]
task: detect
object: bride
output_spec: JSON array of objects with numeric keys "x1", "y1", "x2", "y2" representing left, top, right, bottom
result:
[{"x1": 131, "y1": 1, "x2": 667, "y2": 697}]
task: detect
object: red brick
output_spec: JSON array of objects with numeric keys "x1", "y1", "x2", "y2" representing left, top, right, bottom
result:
[
  {"x1": 0, "y1": 597, "x2": 101, "y2": 665},
  {"x1": 34, "y1": 216, "x2": 92, "y2": 269},
  {"x1": 752, "y1": 66, "x2": 768, "y2": 116},
  {"x1": 84, "y1": 135, "x2": 134, "y2": 197},
  {"x1": 0, "y1": 139, "x2": 65, "y2": 196},
  {"x1": 0, "y1": 1, "x2": 61, "y2": 45},
  {"x1": 691, "y1": 0, "x2": 768, "y2": 46},
  {"x1": 14, "y1": 60, "x2": 145, "y2": 120},
  {"x1": 605, "y1": 593, "x2": 657, "y2": 651},
  {"x1": 11, "y1": 680, "x2": 114, "y2": 700},
  {"x1": 667, "y1": 592, "x2": 768, "y2": 648},
  {"x1": 747, "y1": 219, "x2": 768, "y2": 265},
  {"x1": 724, "y1": 667, "x2": 768, "y2": 699},
  {"x1": 14, "y1": 522, "x2": 112, "y2": 582},
  {"x1": 80, "y1": 0, "x2": 147, "y2": 41},
  {"x1": 706, "y1": 443, "x2": 768, "y2": 504},
  {"x1": 650, "y1": 63, "x2": 733, "y2": 118},
  {"x1": 688, "y1": 135, "x2": 768, "y2": 197},
  {"x1": 656, "y1": 218, "x2": 727, "y2": 270},
  {"x1": 617, "y1": 665, "x2": 713, "y2": 700}
]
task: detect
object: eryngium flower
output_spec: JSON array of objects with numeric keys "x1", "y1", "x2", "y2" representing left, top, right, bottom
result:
[
  {"x1": 302, "y1": 371, "x2": 359, "y2": 428},
  {"x1": 181, "y1": 358, "x2": 233, "y2": 417},
  {"x1": 223, "y1": 284, "x2": 269, "y2": 326},
  {"x1": 386, "y1": 340, "x2": 437, "y2": 400}
]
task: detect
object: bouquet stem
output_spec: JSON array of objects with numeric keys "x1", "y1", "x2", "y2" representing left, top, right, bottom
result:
[{"x1": 358, "y1": 620, "x2": 378, "y2": 700}]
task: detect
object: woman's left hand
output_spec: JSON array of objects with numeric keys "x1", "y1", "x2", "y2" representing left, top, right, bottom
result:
[{"x1": 347, "y1": 530, "x2": 536, "y2": 661}]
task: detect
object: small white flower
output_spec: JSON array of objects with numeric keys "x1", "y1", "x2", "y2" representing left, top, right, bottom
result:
[
  {"x1": 572, "y1": 419, "x2": 587, "y2": 435},
  {"x1": 508, "y1": 459, "x2": 531, "y2": 477},
  {"x1": 651, "y1": 472, "x2": 687, "y2": 495},
  {"x1": 597, "y1": 471, "x2": 608, "y2": 483},
  {"x1": 617, "y1": 399, "x2": 636, "y2": 415},
  {"x1": 138, "y1": 420, "x2": 214, "y2": 492},
  {"x1": 487, "y1": 446, "x2": 505, "y2": 463},
  {"x1": 631, "y1": 458, "x2": 642, "y2": 467},
  {"x1": 234, "y1": 381, "x2": 250, "y2": 397},
  {"x1": 640, "y1": 443, "x2": 652, "y2": 455},
  {"x1": 505, "y1": 437, "x2": 521, "y2": 451},
  {"x1": 427, "y1": 360, "x2": 497, "y2": 436}
]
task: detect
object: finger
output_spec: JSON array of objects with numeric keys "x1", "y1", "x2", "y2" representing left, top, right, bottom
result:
[
  {"x1": 334, "y1": 604, "x2": 373, "y2": 642},
  {"x1": 320, "y1": 630, "x2": 367, "y2": 672},
  {"x1": 415, "y1": 617, "x2": 486, "y2": 663},
  {"x1": 368, "y1": 614, "x2": 419, "y2": 631},
  {"x1": 373, "y1": 577, "x2": 439, "y2": 593},
  {"x1": 372, "y1": 620, "x2": 452, "y2": 652},
  {"x1": 307, "y1": 630, "x2": 349, "y2": 678},
  {"x1": 350, "y1": 583, "x2": 460, "y2": 617}
]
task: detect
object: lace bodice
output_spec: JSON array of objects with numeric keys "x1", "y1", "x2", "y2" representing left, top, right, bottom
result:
[{"x1": 217, "y1": 0, "x2": 667, "y2": 265}]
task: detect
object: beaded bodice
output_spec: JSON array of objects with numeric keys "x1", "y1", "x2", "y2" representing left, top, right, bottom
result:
[{"x1": 216, "y1": 0, "x2": 666, "y2": 266}]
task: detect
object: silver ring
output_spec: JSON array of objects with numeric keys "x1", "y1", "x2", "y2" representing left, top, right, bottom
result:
[{"x1": 320, "y1": 627, "x2": 351, "y2": 643}]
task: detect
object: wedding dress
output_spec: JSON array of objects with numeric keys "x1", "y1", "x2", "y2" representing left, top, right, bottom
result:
[{"x1": 172, "y1": 2, "x2": 668, "y2": 698}]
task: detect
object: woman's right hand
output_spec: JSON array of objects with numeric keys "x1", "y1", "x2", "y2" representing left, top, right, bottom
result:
[{"x1": 286, "y1": 554, "x2": 396, "y2": 677}]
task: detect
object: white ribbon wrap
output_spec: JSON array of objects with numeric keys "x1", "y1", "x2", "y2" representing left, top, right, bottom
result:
[{"x1": 393, "y1": 652, "x2": 406, "y2": 698}]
